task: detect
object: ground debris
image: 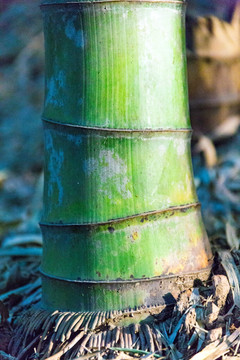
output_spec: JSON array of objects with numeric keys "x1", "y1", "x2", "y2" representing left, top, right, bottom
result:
[
  {"x1": 1, "y1": 248, "x2": 240, "y2": 359},
  {"x1": 204, "y1": 302, "x2": 220, "y2": 329},
  {"x1": 0, "y1": 352, "x2": 15, "y2": 360},
  {"x1": 212, "y1": 275, "x2": 231, "y2": 308},
  {"x1": 3, "y1": 250, "x2": 240, "y2": 360},
  {"x1": 219, "y1": 251, "x2": 240, "y2": 308},
  {"x1": 206, "y1": 327, "x2": 223, "y2": 343}
]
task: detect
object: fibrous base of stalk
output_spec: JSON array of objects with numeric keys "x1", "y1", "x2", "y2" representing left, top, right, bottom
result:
[
  {"x1": 9, "y1": 265, "x2": 213, "y2": 359},
  {"x1": 9, "y1": 304, "x2": 173, "y2": 359}
]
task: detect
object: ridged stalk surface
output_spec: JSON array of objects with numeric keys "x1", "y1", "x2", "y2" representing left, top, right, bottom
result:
[{"x1": 41, "y1": 0, "x2": 212, "y2": 311}]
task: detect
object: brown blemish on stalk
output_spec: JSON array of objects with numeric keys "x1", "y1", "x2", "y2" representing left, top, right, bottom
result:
[
  {"x1": 154, "y1": 259, "x2": 162, "y2": 277},
  {"x1": 196, "y1": 248, "x2": 209, "y2": 269},
  {"x1": 160, "y1": 239, "x2": 210, "y2": 276},
  {"x1": 131, "y1": 232, "x2": 139, "y2": 241}
]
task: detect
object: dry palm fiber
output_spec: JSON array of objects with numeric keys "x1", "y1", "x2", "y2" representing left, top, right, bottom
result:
[
  {"x1": 187, "y1": 3, "x2": 240, "y2": 134},
  {"x1": 6, "y1": 251, "x2": 240, "y2": 359},
  {"x1": 9, "y1": 305, "x2": 173, "y2": 359},
  {"x1": 6, "y1": 253, "x2": 240, "y2": 360},
  {"x1": 188, "y1": 3, "x2": 240, "y2": 58}
]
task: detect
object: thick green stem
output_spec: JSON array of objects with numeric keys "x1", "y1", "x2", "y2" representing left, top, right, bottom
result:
[{"x1": 41, "y1": 0, "x2": 212, "y2": 312}]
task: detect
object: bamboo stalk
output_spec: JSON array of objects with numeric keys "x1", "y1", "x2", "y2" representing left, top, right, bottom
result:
[{"x1": 40, "y1": 0, "x2": 212, "y2": 313}]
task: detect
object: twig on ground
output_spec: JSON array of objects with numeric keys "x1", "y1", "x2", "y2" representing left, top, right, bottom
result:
[
  {"x1": 109, "y1": 347, "x2": 164, "y2": 359},
  {"x1": 189, "y1": 327, "x2": 240, "y2": 360}
]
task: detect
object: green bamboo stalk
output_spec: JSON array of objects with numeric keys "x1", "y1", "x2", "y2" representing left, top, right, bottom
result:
[{"x1": 40, "y1": 0, "x2": 212, "y2": 312}]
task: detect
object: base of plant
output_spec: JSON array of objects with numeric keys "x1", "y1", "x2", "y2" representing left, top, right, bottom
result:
[
  {"x1": 9, "y1": 305, "x2": 169, "y2": 359},
  {"x1": 8, "y1": 266, "x2": 214, "y2": 360}
]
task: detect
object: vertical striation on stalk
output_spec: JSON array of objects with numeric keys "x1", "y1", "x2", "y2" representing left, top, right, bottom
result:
[{"x1": 40, "y1": 0, "x2": 212, "y2": 312}]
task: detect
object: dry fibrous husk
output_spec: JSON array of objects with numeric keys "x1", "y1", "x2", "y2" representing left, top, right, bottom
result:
[
  {"x1": 188, "y1": 6, "x2": 240, "y2": 59},
  {"x1": 0, "y1": 248, "x2": 239, "y2": 359},
  {"x1": 3, "y1": 251, "x2": 240, "y2": 360},
  {"x1": 187, "y1": 4, "x2": 240, "y2": 135}
]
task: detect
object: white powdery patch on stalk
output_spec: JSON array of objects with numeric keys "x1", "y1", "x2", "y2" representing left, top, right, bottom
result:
[
  {"x1": 175, "y1": 137, "x2": 186, "y2": 156},
  {"x1": 45, "y1": 70, "x2": 66, "y2": 107},
  {"x1": 83, "y1": 157, "x2": 98, "y2": 176},
  {"x1": 99, "y1": 149, "x2": 132, "y2": 200},
  {"x1": 45, "y1": 129, "x2": 64, "y2": 205},
  {"x1": 66, "y1": 133, "x2": 83, "y2": 146},
  {"x1": 83, "y1": 149, "x2": 132, "y2": 201},
  {"x1": 64, "y1": 16, "x2": 85, "y2": 48}
]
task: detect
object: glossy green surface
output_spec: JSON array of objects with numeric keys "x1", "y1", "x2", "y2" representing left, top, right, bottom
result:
[
  {"x1": 41, "y1": 276, "x2": 149, "y2": 312},
  {"x1": 41, "y1": 205, "x2": 210, "y2": 282},
  {"x1": 42, "y1": 122, "x2": 197, "y2": 224},
  {"x1": 41, "y1": 0, "x2": 212, "y2": 311},
  {"x1": 42, "y1": 2, "x2": 189, "y2": 129}
]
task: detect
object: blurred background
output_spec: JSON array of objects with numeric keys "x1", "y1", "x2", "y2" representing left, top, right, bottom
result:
[
  {"x1": 0, "y1": 0, "x2": 43, "y2": 239},
  {"x1": 0, "y1": 0, "x2": 240, "y2": 254}
]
